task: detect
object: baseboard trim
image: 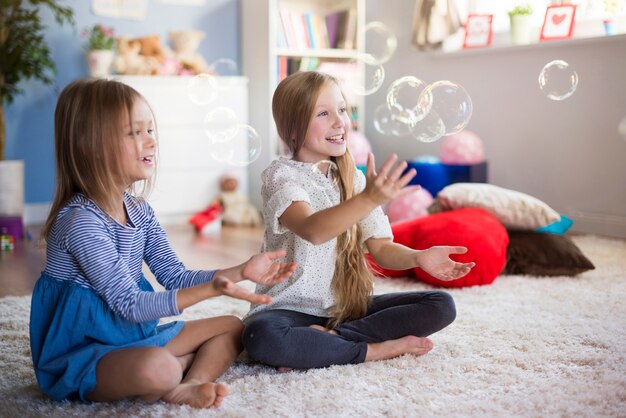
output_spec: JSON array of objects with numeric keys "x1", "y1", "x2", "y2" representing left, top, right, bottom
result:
[
  {"x1": 566, "y1": 210, "x2": 626, "y2": 239},
  {"x1": 24, "y1": 203, "x2": 51, "y2": 226}
]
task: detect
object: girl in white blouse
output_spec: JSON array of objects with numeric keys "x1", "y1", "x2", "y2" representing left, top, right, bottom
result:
[{"x1": 243, "y1": 71, "x2": 475, "y2": 370}]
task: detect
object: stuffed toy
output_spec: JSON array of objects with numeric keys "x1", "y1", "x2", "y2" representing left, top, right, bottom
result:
[
  {"x1": 169, "y1": 30, "x2": 213, "y2": 74},
  {"x1": 113, "y1": 36, "x2": 160, "y2": 75},
  {"x1": 136, "y1": 34, "x2": 166, "y2": 63},
  {"x1": 218, "y1": 174, "x2": 262, "y2": 227},
  {"x1": 189, "y1": 199, "x2": 222, "y2": 236}
]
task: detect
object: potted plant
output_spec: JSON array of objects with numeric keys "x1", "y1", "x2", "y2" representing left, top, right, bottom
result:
[
  {"x1": 0, "y1": 1, "x2": 74, "y2": 237},
  {"x1": 508, "y1": 4, "x2": 534, "y2": 45},
  {"x1": 83, "y1": 23, "x2": 116, "y2": 78}
]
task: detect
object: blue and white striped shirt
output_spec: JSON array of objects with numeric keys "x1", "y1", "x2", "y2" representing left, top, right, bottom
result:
[{"x1": 44, "y1": 193, "x2": 215, "y2": 323}]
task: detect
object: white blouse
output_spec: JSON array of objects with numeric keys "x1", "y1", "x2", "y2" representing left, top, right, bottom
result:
[{"x1": 245, "y1": 157, "x2": 393, "y2": 320}]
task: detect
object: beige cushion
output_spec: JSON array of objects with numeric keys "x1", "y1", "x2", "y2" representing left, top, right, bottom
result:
[{"x1": 436, "y1": 183, "x2": 560, "y2": 229}]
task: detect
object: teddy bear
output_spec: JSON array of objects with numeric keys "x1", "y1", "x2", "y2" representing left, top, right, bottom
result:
[
  {"x1": 135, "y1": 34, "x2": 166, "y2": 63},
  {"x1": 218, "y1": 174, "x2": 262, "y2": 227},
  {"x1": 169, "y1": 30, "x2": 212, "y2": 74},
  {"x1": 113, "y1": 36, "x2": 160, "y2": 75}
]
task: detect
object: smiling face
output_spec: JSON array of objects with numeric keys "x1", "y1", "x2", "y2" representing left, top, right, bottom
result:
[
  {"x1": 294, "y1": 81, "x2": 351, "y2": 163},
  {"x1": 119, "y1": 98, "x2": 157, "y2": 188}
]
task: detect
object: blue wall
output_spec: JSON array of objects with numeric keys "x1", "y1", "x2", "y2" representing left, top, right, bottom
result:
[{"x1": 5, "y1": 0, "x2": 240, "y2": 204}]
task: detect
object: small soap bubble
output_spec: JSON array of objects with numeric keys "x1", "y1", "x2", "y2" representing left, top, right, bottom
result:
[
  {"x1": 204, "y1": 107, "x2": 239, "y2": 143},
  {"x1": 310, "y1": 160, "x2": 339, "y2": 190},
  {"x1": 373, "y1": 104, "x2": 411, "y2": 136},
  {"x1": 619, "y1": 116, "x2": 626, "y2": 139},
  {"x1": 187, "y1": 73, "x2": 218, "y2": 106},
  {"x1": 538, "y1": 60, "x2": 578, "y2": 101},
  {"x1": 226, "y1": 124, "x2": 262, "y2": 167},
  {"x1": 362, "y1": 21, "x2": 398, "y2": 65}
]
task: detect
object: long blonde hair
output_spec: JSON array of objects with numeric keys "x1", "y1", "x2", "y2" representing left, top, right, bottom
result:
[
  {"x1": 272, "y1": 71, "x2": 373, "y2": 327},
  {"x1": 42, "y1": 78, "x2": 156, "y2": 240}
]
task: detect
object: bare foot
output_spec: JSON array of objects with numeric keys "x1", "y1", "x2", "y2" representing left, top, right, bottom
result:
[
  {"x1": 309, "y1": 324, "x2": 338, "y2": 335},
  {"x1": 161, "y1": 380, "x2": 229, "y2": 408},
  {"x1": 276, "y1": 366, "x2": 293, "y2": 373},
  {"x1": 365, "y1": 336, "x2": 433, "y2": 362}
]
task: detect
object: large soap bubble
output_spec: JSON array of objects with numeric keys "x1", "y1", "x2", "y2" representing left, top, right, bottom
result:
[
  {"x1": 386, "y1": 76, "x2": 431, "y2": 126},
  {"x1": 420, "y1": 80, "x2": 472, "y2": 136}
]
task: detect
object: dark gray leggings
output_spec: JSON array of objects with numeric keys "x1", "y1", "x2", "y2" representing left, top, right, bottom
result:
[{"x1": 242, "y1": 290, "x2": 456, "y2": 369}]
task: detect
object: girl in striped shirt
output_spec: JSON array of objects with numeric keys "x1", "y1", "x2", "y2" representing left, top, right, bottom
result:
[{"x1": 29, "y1": 78, "x2": 296, "y2": 408}]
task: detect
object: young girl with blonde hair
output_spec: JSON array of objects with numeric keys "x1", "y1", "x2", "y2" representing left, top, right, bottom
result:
[
  {"x1": 30, "y1": 78, "x2": 296, "y2": 408},
  {"x1": 242, "y1": 71, "x2": 474, "y2": 369}
]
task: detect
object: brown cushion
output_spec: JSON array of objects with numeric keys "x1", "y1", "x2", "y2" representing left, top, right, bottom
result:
[{"x1": 503, "y1": 230, "x2": 595, "y2": 276}]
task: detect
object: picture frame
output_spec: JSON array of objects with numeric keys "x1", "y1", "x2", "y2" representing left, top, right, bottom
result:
[
  {"x1": 463, "y1": 14, "x2": 493, "y2": 48},
  {"x1": 540, "y1": 5, "x2": 577, "y2": 41}
]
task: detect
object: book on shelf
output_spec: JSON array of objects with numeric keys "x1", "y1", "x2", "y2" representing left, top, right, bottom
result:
[{"x1": 277, "y1": 6, "x2": 356, "y2": 51}]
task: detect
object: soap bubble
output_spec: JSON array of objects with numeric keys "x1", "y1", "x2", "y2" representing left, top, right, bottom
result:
[
  {"x1": 345, "y1": 53, "x2": 385, "y2": 96},
  {"x1": 386, "y1": 76, "x2": 431, "y2": 125},
  {"x1": 362, "y1": 21, "x2": 397, "y2": 65},
  {"x1": 373, "y1": 104, "x2": 411, "y2": 136},
  {"x1": 209, "y1": 58, "x2": 239, "y2": 76},
  {"x1": 421, "y1": 80, "x2": 472, "y2": 136},
  {"x1": 209, "y1": 58, "x2": 239, "y2": 91},
  {"x1": 310, "y1": 160, "x2": 339, "y2": 190},
  {"x1": 538, "y1": 60, "x2": 578, "y2": 101},
  {"x1": 204, "y1": 107, "x2": 239, "y2": 142},
  {"x1": 410, "y1": 109, "x2": 445, "y2": 143},
  {"x1": 226, "y1": 124, "x2": 261, "y2": 167},
  {"x1": 187, "y1": 73, "x2": 218, "y2": 106},
  {"x1": 208, "y1": 123, "x2": 261, "y2": 167},
  {"x1": 619, "y1": 116, "x2": 626, "y2": 139}
]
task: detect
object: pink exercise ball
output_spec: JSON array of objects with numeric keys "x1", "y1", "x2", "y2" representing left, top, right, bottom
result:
[
  {"x1": 386, "y1": 188, "x2": 434, "y2": 223},
  {"x1": 439, "y1": 130, "x2": 484, "y2": 164}
]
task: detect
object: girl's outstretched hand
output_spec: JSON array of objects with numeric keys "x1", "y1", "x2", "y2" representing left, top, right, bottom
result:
[
  {"x1": 363, "y1": 152, "x2": 421, "y2": 206},
  {"x1": 211, "y1": 276, "x2": 275, "y2": 305},
  {"x1": 242, "y1": 248, "x2": 297, "y2": 286},
  {"x1": 415, "y1": 246, "x2": 476, "y2": 281}
]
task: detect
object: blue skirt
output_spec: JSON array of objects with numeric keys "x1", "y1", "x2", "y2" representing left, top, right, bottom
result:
[{"x1": 29, "y1": 273, "x2": 184, "y2": 401}]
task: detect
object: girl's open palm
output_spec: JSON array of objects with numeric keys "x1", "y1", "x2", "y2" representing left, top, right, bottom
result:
[
  {"x1": 211, "y1": 249, "x2": 297, "y2": 305},
  {"x1": 416, "y1": 246, "x2": 476, "y2": 281},
  {"x1": 242, "y1": 248, "x2": 297, "y2": 286}
]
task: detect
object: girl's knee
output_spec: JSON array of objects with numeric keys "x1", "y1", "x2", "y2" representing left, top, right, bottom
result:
[
  {"x1": 242, "y1": 319, "x2": 287, "y2": 364},
  {"x1": 136, "y1": 347, "x2": 182, "y2": 392},
  {"x1": 434, "y1": 291, "x2": 456, "y2": 326}
]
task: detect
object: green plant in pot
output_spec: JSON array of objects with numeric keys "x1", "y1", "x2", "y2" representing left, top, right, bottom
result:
[
  {"x1": 0, "y1": 0, "x2": 74, "y2": 236},
  {"x1": 508, "y1": 4, "x2": 534, "y2": 45}
]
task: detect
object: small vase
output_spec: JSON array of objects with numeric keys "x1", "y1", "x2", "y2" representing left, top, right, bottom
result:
[
  {"x1": 86, "y1": 49, "x2": 115, "y2": 78},
  {"x1": 510, "y1": 15, "x2": 533, "y2": 45},
  {"x1": 603, "y1": 19, "x2": 616, "y2": 36}
]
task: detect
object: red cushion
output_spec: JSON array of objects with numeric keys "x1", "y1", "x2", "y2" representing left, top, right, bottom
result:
[{"x1": 369, "y1": 208, "x2": 508, "y2": 287}]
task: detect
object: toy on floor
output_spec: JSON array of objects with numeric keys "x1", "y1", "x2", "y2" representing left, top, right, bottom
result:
[
  {"x1": 218, "y1": 174, "x2": 262, "y2": 227},
  {"x1": 189, "y1": 199, "x2": 222, "y2": 236}
]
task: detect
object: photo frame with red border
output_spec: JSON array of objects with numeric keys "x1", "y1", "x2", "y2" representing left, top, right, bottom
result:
[
  {"x1": 463, "y1": 14, "x2": 493, "y2": 48},
  {"x1": 540, "y1": 5, "x2": 577, "y2": 41}
]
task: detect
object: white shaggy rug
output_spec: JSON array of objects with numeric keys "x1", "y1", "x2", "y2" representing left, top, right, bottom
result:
[{"x1": 1, "y1": 235, "x2": 625, "y2": 418}]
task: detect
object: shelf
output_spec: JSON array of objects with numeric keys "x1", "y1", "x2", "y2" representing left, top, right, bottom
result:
[{"x1": 274, "y1": 47, "x2": 361, "y2": 59}]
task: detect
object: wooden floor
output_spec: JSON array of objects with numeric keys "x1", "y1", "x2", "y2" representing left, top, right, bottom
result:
[{"x1": 0, "y1": 224, "x2": 264, "y2": 297}]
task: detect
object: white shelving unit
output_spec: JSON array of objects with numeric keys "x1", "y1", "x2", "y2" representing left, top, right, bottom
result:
[
  {"x1": 117, "y1": 76, "x2": 249, "y2": 225},
  {"x1": 241, "y1": 0, "x2": 366, "y2": 210}
]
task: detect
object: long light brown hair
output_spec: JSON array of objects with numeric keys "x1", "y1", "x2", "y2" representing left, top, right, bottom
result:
[
  {"x1": 272, "y1": 71, "x2": 373, "y2": 327},
  {"x1": 42, "y1": 78, "x2": 156, "y2": 240}
]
